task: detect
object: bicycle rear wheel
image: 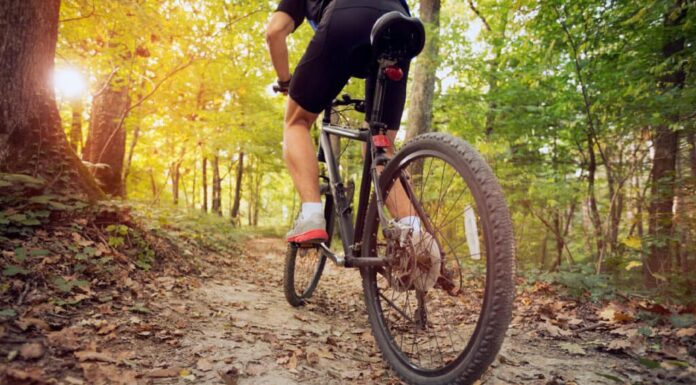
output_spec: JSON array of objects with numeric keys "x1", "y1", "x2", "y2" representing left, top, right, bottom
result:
[{"x1": 361, "y1": 133, "x2": 515, "y2": 384}]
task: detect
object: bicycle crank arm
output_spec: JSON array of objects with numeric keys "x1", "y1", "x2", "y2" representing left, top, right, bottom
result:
[
  {"x1": 345, "y1": 256, "x2": 388, "y2": 268},
  {"x1": 317, "y1": 243, "x2": 345, "y2": 267}
]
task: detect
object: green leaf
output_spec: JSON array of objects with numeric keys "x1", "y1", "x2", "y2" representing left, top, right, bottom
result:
[
  {"x1": 30, "y1": 249, "x2": 50, "y2": 256},
  {"x1": 53, "y1": 277, "x2": 74, "y2": 293},
  {"x1": 670, "y1": 314, "x2": 695, "y2": 328},
  {"x1": 0, "y1": 308, "x2": 18, "y2": 318},
  {"x1": 2, "y1": 265, "x2": 29, "y2": 277},
  {"x1": 29, "y1": 195, "x2": 54, "y2": 204},
  {"x1": 7, "y1": 213, "x2": 27, "y2": 222},
  {"x1": 14, "y1": 248, "x2": 27, "y2": 262},
  {"x1": 20, "y1": 217, "x2": 41, "y2": 226},
  {"x1": 637, "y1": 357, "x2": 660, "y2": 369}
]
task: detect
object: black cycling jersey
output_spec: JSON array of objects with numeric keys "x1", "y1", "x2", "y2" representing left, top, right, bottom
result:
[{"x1": 276, "y1": 0, "x2": 332, "y2": 31}]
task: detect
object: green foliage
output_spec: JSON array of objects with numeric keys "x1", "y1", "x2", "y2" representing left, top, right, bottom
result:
[
  {"x1": 0, "y1": 173, "x2": 90, "y2": 236},
  {"x1": 2, "y1": 265, "x2": 29, "y2": 277},
  {"x1": 526, "y1": 265, "x2": 615, "y2": 301},
  {"x1": 52, "y1": 276, "x2": 89, "y2": 293},
  {"x1": 105, "y1": 223, "x2": 155, "y2": 271}
]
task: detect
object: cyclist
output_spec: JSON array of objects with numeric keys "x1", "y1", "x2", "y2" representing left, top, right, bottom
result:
[{"x1": 266, "y1": 0, "x2": 419, "y2": 243}]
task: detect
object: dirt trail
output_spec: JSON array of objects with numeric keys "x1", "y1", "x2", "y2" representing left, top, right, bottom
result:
[{"x1": 134, "y1": 237, "x2": 668, "y2": 385}]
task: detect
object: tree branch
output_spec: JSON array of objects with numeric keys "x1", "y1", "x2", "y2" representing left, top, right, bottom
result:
[{"x1": 467, "y1": 0, "x2": 492, "y2": 32}]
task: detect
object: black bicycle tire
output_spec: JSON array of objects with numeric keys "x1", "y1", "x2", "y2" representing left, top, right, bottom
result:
[
  {"x1": 361, "y1": 132, "x2": 515, "y2": 385},
  {"x1": 283, "y1": 243, "x2": 326, "y2": 307},
  {"x1": 283, "y1": 192, "x2": 334, "y2": 307}
]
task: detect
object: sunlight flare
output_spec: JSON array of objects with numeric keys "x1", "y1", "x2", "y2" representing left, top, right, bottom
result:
[{"x1": 54, "y1": 67, "x2": 86, "y2": 99}]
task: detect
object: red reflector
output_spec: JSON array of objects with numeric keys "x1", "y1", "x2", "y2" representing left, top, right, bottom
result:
[
  {"x1": 384, "y1": 66, "x2": 404, "y2": 81},
  {"x1": 372, "y1": 134, "x2": 391, "y2": 148}
]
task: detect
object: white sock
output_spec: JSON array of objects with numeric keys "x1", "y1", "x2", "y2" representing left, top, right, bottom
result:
[
  {"x1": 398, "y1": 215, "x2": 421, "y2": 233},
  {"x1": 300, "y1": 202, "x2": 323, "y2": 219}
]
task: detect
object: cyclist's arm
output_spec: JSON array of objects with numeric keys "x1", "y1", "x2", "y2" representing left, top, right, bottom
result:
[{"x1": 266, "y1": 12, "x2": 295, "y2": 83}]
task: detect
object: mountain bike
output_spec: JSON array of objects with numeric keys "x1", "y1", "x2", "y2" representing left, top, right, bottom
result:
[{"x1": 279, "y1": 11, "x2": 515, "y2": 385}]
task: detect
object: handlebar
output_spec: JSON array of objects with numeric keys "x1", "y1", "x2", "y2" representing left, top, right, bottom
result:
[{"x1": 333, "y1": 94, "x2": 366, "y2": 113}]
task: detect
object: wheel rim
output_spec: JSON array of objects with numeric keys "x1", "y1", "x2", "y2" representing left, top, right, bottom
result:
[
  {"x1": 293, "y1": 246, "x2": 325, "y2": 298},
  {"x1": 367, "y1": 149, "x2": 494, "y2": 373}
]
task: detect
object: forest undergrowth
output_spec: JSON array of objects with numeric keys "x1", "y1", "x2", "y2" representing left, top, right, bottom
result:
[{"x1": 1, "y1": 179, "x2": 695, "y2": 384}]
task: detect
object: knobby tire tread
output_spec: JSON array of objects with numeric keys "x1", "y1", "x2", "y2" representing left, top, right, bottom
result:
[{"x1": 361, "y1": 132, "x2": 515, "y2": 385}]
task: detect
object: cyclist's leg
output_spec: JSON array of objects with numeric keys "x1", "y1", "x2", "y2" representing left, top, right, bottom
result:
[
  {"x1": 364, "y1": 58, "x2": 416, "y2": 225},
  {"x1": 283, "y1": 98, "x2": 320, "y2": 204}
]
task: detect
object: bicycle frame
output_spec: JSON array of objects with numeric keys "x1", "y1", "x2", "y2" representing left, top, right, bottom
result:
[{"x1": 313, "y1": 59, "x2": 400, "y2": 268}]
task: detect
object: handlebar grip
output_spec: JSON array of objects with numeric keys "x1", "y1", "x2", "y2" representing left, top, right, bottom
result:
[{"x1": 272, "y1": 85, "x2": 281, "y2": 93}]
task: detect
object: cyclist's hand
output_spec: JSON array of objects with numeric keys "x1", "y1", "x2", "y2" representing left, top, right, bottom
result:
[{"x1": 274, "y1": 77, "x2": 291, "y2": 95}]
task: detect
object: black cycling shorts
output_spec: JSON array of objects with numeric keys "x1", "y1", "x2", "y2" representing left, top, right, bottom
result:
[{"x1": 289, "y1": 0, "x2": 409, "y2": 130}]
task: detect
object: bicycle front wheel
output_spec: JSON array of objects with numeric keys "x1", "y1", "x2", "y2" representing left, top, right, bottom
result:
[{"x1": 361, "y1": 133, "x2": 515, "y2": 385}]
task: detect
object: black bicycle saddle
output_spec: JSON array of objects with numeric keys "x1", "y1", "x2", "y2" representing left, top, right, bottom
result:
[{"x1": 370, "y1": 11, "x2": 426, "y2": 60}]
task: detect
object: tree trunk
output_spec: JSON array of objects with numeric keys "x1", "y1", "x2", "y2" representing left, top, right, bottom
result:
[
  {"x1": 645, "y1": 0, "x2": 687, "y2": 286},
  {"x1": 202, "y1": 156, "x2": 208, "y2": 213},
  {"x1": 122, "y1": 119, "x2": 141, "y2": 198},
  {"x1": 212, "y1": 155, "x2": 222, "y2": 216},
  {"x1": 171, "y1": 162, "x2": 181, "y2": 206},
  {"x1": 231, "y1": 152, "x2": 244, "y2": 226},
  {"x1": 405, "y1": 0, "x2": 441, "y2": 140},
  {"x1": 688, "y1": 132, "x2": 696, "y2": 179},
  {"x1": 148, "y1": 168, "x2": 158, "y2": 202},
  {"x1": 587, "y1": 134, "x2": 604, "y2": 260},
  {"x1": 69, "y1": 100, "x2": 83, "y2": 153},
  {"x1": 83, "y1": 84, "x2": 130, "y2": 197},
  {"x1": 0, "y1": 0, "x2": 102, "y2": 199}
]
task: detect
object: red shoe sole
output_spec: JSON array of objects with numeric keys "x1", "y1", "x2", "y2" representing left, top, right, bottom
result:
[{"x1": 287, "y1": 229, "x2": 329, "y2": 243}]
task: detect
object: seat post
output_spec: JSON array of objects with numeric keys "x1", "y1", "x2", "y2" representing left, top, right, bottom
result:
[{"x1": 369, "y1": 59, "x2": 390, "y2": 136}]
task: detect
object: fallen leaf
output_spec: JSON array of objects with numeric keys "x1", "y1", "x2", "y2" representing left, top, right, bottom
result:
[
  {"x1": 64, "y1": 375, "x2": 85, "y2": 384},
  {"x1": 538, "y1": 321, "x2": 572, "y2": 337},
  {"x1": 196, "y1": 358, "x2": 214, "y2": 371},
  {"x1": 146, "y1": 367, "x2": 182, "y2": 378},
  {"x1": 81, "y1": 363, "x2": 137, "y2": 385},
  {"x1": 75, "y1": 351, "x2": 117, "y2": 363},
  {"x1": 97, "y1": 323, "x2": 118, "y2": 335},
  {"x1": 19, "y1": 342, "x2": 45, "y2": 360},
  {"x1": 16, "y1": 317, "x2": 50, "y2": 332},
  {"x1": 47, "y1": 327, "x2": 83, "y2": 351},
  {"x1": 5, "y1": 367, "x2": 46, "y2": 383},
  {"x1": 606, "y1": 339, "x2": 632, "y2": 352},
  {"x1": 676, "y1": 328, "x2": 696, "y2": 338}
]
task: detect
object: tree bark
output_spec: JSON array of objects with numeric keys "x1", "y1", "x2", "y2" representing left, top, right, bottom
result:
[
  {"x1": 231, "y1": 152, "x2": 244, "y2": 226},
  {"x1": 83, "y1": 84, "x2": 130, "y2": 196},
  {"x1": 0, "y1": 0, "x2": 102, "y2": 199},
  {"x1": 202, "y1": 157, "x2": 208, "y2": 213},
  {"x1": 171, "y1": 161, "x2": 181, "y2": 206},
  {"x1": 405, "y1": 0, "x2": 441, "y2": 140},
  {"x1": 645, "y1": 0, "x2": 687, "y2": 286},
  {"x1": 211, "y1": 155, "x2": 222, "y2": 216}
]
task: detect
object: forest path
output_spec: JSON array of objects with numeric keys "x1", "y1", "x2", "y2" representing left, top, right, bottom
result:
[{"x1": 139, "y1": 237, "x2": 655, "y2": 385}]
